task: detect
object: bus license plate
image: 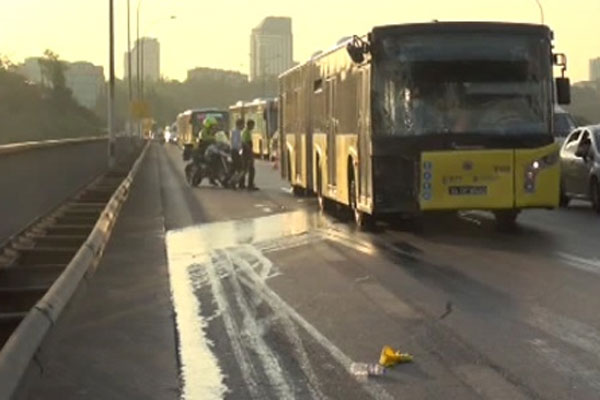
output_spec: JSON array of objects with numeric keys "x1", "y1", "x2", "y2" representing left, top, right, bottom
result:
[{"x1": 448, "y1": 186, "x2": 487, "y2": 196}]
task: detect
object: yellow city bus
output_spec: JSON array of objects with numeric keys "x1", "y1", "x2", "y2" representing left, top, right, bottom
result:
[
  {"x1": 228, "y1": 98, "x2": 278, "y2": 158},
  {"x1": 176, "y1": 108, "x2": 230, "y2": 147},
  {"x1": 279, "y1": 22, "x2": 571, "y2": 229}
]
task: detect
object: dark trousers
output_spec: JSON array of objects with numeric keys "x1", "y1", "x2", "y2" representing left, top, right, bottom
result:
[{"x1": 241, "y1": 143, "x2": 255, "y2": 187}]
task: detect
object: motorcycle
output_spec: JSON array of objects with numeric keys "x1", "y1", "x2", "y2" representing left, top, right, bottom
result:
[{"x1": 185, "y1": 142, "x2": 241, "y2": 188}]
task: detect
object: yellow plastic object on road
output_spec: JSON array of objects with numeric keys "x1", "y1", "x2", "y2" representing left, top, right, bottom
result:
[{"x1": 379, "y1": 345, "x2": 413, "y2": 367}]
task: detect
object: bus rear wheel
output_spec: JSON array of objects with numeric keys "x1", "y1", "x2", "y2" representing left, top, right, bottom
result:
[{"x1": 349, "y1": 173, "x2": 374, "y2": 230}]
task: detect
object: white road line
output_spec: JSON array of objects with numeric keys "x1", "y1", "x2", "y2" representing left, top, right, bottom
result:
[
  {"x1": 557, "y1": 252, "x2": 600, "y2": 276},
  {"x1": 229, "y1": 245, "x2": 395, "y2": 400},
  {"x1": 529, "y1": 338, "x2": 600, "y2": 392},
  {"x1": 165, "y1": 249, "x2": 227, "y2": 400},
  {"x1": 215, "y1": 250, "x2": 296, "y2": 400},
  {"x1": 530, "y1": 306, "x2": 600, "y2": 362}
]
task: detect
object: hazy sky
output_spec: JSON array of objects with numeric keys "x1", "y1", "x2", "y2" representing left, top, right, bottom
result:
[{"x1": 1, "y1": 0, "x2": 598, "y2": 82}]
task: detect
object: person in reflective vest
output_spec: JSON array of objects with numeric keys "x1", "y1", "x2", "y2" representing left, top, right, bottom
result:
[{"x1": 240, "y1": 119, "x2": 257, "y2": 190}]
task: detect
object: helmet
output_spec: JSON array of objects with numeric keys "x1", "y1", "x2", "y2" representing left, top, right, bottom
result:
[{"x1": 203, "y1": 116, "x2": 218, "y2": 128}]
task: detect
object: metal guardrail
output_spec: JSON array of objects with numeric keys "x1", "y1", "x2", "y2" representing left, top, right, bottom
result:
[
  {"x1": 0, "y1": 142, "x2": 149, "y2": 399},
  {"x1": 0, "y1": 136, "x2": 107, "y2": 156}
]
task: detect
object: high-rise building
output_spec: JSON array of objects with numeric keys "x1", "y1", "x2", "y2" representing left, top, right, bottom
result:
[
  {"x1": 17, "y1": 58, "x2": 104, "y2": 109},
  {"x1": 187, "y1": 67, "x2": 248, "y2": 85},
  {"x1": 18, "y1": 57, "x2": 44, "y2": 85},
  {"x1": 590, "y1": 57, "x2": 600, "y2": 82},
  {"x1": 124, "y1": 37, "x2": 160, "y2": 82},
  {"x1": 65, "y1": 62, "x2": 105, "y2": 109},
  {"x1": 250, "y1": 17, "x2": 293, "y2": 81}
]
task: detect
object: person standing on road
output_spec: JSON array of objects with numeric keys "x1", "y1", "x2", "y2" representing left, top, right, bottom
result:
[
  {"x1": 241, "y1": 119, "x2": 258, "y2": 190},
  {"x1": 230, "y1": 118, "x2": 244, "y2": 189}
]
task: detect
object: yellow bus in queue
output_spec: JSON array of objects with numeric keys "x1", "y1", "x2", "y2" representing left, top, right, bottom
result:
[
  {"x1": 176, "y1": 108, "x2": 230, "y2": 148},
  {"x1": 229, "y1": 98, "x2": 279, "y2": 159},
  {"x1": 279, "y1": 22, "x2": 571, "y2": 229}
]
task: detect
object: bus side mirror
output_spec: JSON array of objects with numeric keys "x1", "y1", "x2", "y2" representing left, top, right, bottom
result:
[
  {"x1": 346, "y1": 35, "x2": 369, "y2": 64},
  {"x1": 347, "y1": 44, "x2": 365, "y2": 64},
  {"x1": 556, "y1": 77, "x2": 571, "y2": 105}
]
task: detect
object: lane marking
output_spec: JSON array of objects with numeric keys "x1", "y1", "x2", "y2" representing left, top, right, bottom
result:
[
  {"x1": 530, "y1": 306, "x2": 600, "y2": 362},
  {"x1": 557, "y1": 252, "x2": 600, "y2": 277},
  {"x1": 529, "y1": 338, "x2": 600, "y2": 392}
]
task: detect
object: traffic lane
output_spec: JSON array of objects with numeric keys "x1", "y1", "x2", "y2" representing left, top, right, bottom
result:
[
  {"x1": 159, "y1": 145, "x2": 600, "y2": 398},
  {"x1": 270, "y1": 217, "x2": 600, "y2": 400},
  {"x1": 165, "y1": 212, "x2": 484, "y2": 400},
  {"x1": 385, "y1": 209, "x2": 600, "y2": 322},
  {"x1": 161, "y1": 143, "x2": 305, "y2": 227},
  {"x1": 157, "y1": 149, "x2": 480, "y2": 398}
]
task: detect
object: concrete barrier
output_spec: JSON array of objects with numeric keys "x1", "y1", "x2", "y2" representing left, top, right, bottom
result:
[
  {"x1": 0, "y1": 142, "x2": 149, "y2": 400},
  {"x1": 0, "y1": 137, "x2": 138, "y2": 245}
]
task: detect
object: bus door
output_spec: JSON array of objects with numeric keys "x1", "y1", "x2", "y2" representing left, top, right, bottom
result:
[
  {"x1": 358, "y1": 67, "x2": 371, "y2": 203},
  {"x1": 326, "y1": 77, "x2": 337, "y2": 187}
]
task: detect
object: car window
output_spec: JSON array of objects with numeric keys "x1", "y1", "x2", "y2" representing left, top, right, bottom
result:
[
  {"x1": 562, "y1": 130, "x2": 581, "y2": 156},
  {"x1": 565, "y1": 129, "x2": 581, "y2": 144},
  {"x1": 581, "y1": 131, "x2": 590, "y2": 141}
]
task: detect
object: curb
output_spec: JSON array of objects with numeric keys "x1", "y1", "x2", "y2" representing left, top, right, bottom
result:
[{"x1": 0, "y1": 142, "x2": 150, "y2": 400}]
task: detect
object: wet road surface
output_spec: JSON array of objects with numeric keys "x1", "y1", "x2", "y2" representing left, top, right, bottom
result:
[{"x1": 159, "y1": 143, "x2": 600, "y2": 400}]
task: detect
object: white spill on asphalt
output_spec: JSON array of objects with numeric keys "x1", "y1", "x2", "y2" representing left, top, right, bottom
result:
[
  {"x1": 165, "y1": 211, "x2": 394, "y2": 400},
  {"x1": 165, "y1": 241, "x2": 227, "y2": 400}
]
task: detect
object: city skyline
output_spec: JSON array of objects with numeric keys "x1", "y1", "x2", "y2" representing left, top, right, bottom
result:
[
  {"x1": 124, "y1": 37, "x2": 160, "y2": 82},
  {"x1": 1, "y1": 0, "x2": 599, "y2": 83},
  {"x1": 250, "y1": 17, "x2": 294, "y2": 81}
]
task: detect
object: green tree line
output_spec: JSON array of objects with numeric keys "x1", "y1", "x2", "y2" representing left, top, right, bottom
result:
[
  {"x1": 0, "y1": 52, "x2": 102, "y2": 145},
  {"x1": 95, "y1": 75, "x2": 278, "y2": 130}
]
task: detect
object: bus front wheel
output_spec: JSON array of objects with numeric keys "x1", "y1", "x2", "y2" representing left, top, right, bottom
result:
[{"x1": 494, "y1": 210, "x2": 519, "y2": 231}]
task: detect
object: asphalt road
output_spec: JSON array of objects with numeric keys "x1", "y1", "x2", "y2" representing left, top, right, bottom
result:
[{"x1": 159, "y1": 143, "x2": 600, "y2": 400}]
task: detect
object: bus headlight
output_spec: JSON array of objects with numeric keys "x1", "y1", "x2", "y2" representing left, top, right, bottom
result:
[{"x1": 524, "y1": 151, "x2": 558, "y2": 193}]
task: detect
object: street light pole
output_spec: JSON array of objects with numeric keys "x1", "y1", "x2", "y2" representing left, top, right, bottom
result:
[
  {"x1": 108, "y1": 0, "x2": 116, "y2": 168},
  {"x1": 535, "y1": 0, "x2": 545, "y2": 24},
  {"x1": 127, "y1": 0, "x2": 132, "y2": 136},
  {"x1": 136, "y1": 1, "x2": 141, "y2": 138},
  {"x1": 141, "y1": 37, "x2": 144, "y2": 101}
]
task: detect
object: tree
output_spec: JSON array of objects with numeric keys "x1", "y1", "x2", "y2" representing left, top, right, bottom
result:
[{"x1": 38, "y1": 49, "x2": 68, "y2": 90}]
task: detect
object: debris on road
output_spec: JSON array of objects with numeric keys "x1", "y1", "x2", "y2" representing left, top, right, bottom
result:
[
  {"x1": 350, "y1": 362, "x2": 386, "y2": 377},
  {"x1": 379, "y1": 345, "x2": 414, "y2": 367}
]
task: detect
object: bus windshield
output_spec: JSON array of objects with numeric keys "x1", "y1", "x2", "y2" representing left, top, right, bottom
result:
[
  {"x1": 553, "y1": 111, "x2": 577, "y2": 138},
  {"x1": 190, "y1": 111, "x2": 229, "y2": 135},
  {"x1": 373, "y1": 33, "x2": 551, "y2": 136}
]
